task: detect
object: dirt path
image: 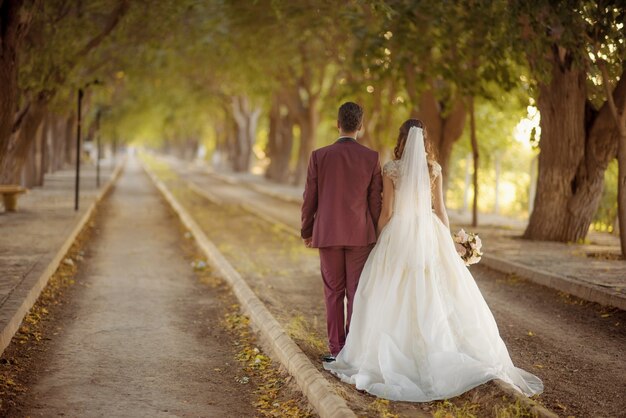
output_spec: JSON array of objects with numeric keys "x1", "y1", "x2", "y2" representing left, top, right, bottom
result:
[
  {"x1": 162, "y1": 159, "x2": 626, "y2": 418},
  {"x1": 13, "y1": 159, "x2": 260, "y2": 417}
]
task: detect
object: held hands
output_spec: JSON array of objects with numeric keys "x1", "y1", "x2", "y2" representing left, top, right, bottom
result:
[
  {"x1": 303, "y1": 237, "x2": 313, "y2": 248},
  {"x1": 454, "y1": 242, "x2": 466, "y2": 256}
]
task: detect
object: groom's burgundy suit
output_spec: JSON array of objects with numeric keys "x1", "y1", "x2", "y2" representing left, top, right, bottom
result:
[{"x1": 301, "y1": 137, "x2": 382, "y2": 355}]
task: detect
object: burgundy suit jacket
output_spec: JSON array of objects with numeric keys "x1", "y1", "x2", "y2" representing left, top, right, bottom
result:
[{"x1": 301, "y1": 137, "x2": 383, "y2": 248}]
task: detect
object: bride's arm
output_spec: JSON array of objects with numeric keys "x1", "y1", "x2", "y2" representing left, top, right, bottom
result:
[
  {"x1": 377, "y1": 175, "x2": 395, "y2": 235},
  {"x1": 432, "y1": 174, "x2": 450, "y2": 229}
]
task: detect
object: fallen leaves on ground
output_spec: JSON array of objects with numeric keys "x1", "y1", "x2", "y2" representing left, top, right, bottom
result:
[
  {"x1": 225, "y1": 307, "x2": 313, "y2": 417},
  {"x1": 0, "y1": 213, "x2": 93, "y2": 415}
]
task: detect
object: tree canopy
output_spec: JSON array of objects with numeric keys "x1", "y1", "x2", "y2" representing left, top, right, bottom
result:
[{"x1": 0, "y1": 0, "x2": 624, "y2": 246}]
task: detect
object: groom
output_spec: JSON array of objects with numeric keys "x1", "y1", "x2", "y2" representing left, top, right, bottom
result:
[{"x1": 301, "y1": 102, "x2": 382, "y2": 361}]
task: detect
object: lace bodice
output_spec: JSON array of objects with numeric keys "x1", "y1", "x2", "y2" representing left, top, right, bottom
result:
[{"x1": 383, "y1": 159, "x2": 441, "y2": 188}]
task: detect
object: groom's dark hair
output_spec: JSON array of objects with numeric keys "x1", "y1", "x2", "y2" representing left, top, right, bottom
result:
[{"x1": 338, "y1": 102, "x2": 363, "y2": 132}]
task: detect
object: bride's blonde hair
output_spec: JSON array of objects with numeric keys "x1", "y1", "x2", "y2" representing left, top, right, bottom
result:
[{"x1": 394, "y1": 119, "x2": 437, "y2": 164}]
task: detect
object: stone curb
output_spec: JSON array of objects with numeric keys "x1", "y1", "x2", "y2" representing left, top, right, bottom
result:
[
  {"x1": 481, "y1": 254, "x2": 626, "y2": 311},
  {"x1": 0, "y1": 159, "x2": 126, "y2": 356},
  {"x1": 209, "y1": 169, "x2": 625, "y2": 312},
  {"x1": 142, "y1": 161, "x2": 356, "y2": 418}
]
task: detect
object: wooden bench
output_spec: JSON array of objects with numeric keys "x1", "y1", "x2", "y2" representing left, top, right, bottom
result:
[{"x1": 0, "y1": 185, "x2": 27, "y2": 212}]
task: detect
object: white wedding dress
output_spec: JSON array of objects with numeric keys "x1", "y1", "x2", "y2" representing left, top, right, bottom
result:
[{"x1": 324, "y1": 127, "x2": 543, "y2": 401}]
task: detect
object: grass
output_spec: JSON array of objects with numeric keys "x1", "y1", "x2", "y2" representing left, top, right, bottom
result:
[
  {"x1": 369, "y1": 398, "x2": 400, "y2": 417},
  {"x1": 432, "y1": 398, "x2": 537, "y2": 418},
  {"x1": 286, "y1": 314, "x2": 327, "y2": 355},
  {"x1": 432, "y1": 400, "x2": 481, "y2": 418},
  {"x1": 493, "y1": 399, "x2": 537, "y2": 418}
]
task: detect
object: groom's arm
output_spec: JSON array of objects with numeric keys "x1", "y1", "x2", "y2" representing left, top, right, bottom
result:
[
  {"x1": 301, "y1": 152, "x2": 318, "y2": 243},
  {"x1": 368, "y1": 156, "x2": 383, "y2": 225}
]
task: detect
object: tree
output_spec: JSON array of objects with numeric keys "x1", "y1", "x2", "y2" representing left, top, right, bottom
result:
[
  {"x1": 359, "y1": 0, "x2": 521, "y2": 202},
  {"x1": 353, "y1": 0, "x2": 467, "y2": 185},
  {"x1": 0, "y1": 0, "x2": 36, "y2": 184},
  {"x1": 0, "y1": 0, "x2": 130, "y2": 184},
  {"x1": 218, "y1": 0, "x2": 350, "y2": 183},
  {"x1": 515, "y1": 1, "x2": 625, "y2": 242},
  {"x1": 265, "y1": 90, "x2": 295, "y2": 182}
]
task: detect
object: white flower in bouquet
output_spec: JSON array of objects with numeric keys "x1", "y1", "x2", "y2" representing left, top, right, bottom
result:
[
  {"x1": 454, "y1": 228, "x2": 469, "y2": 243},
  {"x1": 453, "y1": 229, "x2": 483, "y2": 266},
  {"x1": 474, "y1": 236, "x2": 482, "y2": 251}
]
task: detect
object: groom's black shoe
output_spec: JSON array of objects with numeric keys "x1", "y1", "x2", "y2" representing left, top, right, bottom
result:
[{"x1": 322, "y1": 354, "x2": 336, "y2": 363}]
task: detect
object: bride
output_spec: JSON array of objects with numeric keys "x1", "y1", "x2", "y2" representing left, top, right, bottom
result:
[{"x1": 323, "y1": 119, "x2": 543, "y2": 401}]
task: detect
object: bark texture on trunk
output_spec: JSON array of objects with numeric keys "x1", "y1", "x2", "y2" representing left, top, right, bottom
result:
[
  {"x1": 22, "y1": 110, "x2": 48, "y2": 187},
  {"x1": 230, "y1": 96, "x2": 261, "y2": 172},
  {"x1": 293, "y1": 104, "x2": 318, "y2": 185},
  {"x1": 524, "y1": 50, "x2": 625, "y2": 242},
  {"x1": 265, "y1": 92, "x2": 294, "y2": 183},
  {"x1": 290, "y1": 92, "x2": 319, "y2": 186},
  {"x1": 0, "y1": 0, "x2": 34, "y2": 184},
  {"x1": 0, "y1": 99, "x2": 47, "y2": 184}
]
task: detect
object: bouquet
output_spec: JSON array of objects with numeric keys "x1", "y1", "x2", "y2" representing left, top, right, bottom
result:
[{"x1": 453, "y1": 229, "x2": 483, "y2": 266}]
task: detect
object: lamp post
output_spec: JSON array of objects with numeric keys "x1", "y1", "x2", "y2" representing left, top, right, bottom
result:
[{"x1": 75, "y1": 79, "x2": 102, "y2": 211}]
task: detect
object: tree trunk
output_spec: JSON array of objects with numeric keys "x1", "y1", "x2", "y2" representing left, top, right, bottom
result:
[
  {"x1": 409, "y1": 87, "x2": 466, "y2": 197},
  {"x1": 43, "y1": 114, "x2": 52, "y2": 176},
  {"x1": 112, "y1": 136, "x2": 118, "y2": 161},
  {"x1": 51, "y1": 113, "x2": 68, "y2": 172},
  {"x1": 0, "y1": 100, "x2": 47, "y2": 184},
  {"x1": 211, "y1": 119, "x2": 228, "y2": 169},
  {"x1": 230, "y1": 96, "x2": 261, "y2": 172},
  {"x1": 524, "y1": 51, "x2": 624, "y2": 242},
  {"x1": 64, "y1": 113, "x2": 77, "y2": 166},
  {"x1": 469, "y1": 97, "x2": 479, "y2": 227},
  {"x1": 0, "y1": 1, "x2": 31, "y2": 184},
  {"x1": 0, "y1": 1, "x2": 39, "y2": 184},
  {"x1": 22, "y1": 111, "x2": 48, "y2": 187},
  {"x1": 293, "y1": 97, "x2": 319, "y2": 185},
  {"x1": 184, "y1": 138, "x2": 199, "y2": 161},
  {"x1": 265, "y1": 92, "x2": 294, "y2": 183}
]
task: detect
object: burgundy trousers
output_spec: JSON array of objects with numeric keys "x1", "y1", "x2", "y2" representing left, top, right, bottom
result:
[{"x1": 319, "y1": 245, "x2": 374, "y2": 356}]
